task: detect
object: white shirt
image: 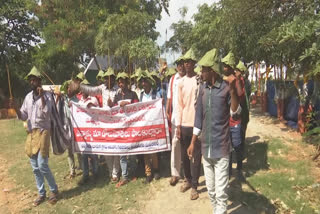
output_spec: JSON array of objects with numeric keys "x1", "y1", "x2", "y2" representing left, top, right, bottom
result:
[
  {"x1": 141, "y1": 89, "x2": 161, "y2": 102},
  {"x1": 167, "y1": 73, "x2": 184, "y2": 125}
]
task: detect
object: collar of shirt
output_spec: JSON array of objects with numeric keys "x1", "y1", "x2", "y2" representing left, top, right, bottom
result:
[{"x1": 205, "y1": 76, "x2": 223, "y2": 89}]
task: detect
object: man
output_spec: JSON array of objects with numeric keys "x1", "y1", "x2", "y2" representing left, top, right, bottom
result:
[
  {"x1": 236, "y1": 61, "x2": 250, "y2": 172},
  {"x1": 176, "y1": 49, "x2": 202, "y2": 200},
  {"x1": 187, "y1": 49, "x2": 241, "y2": 214},
  {"x1": 221, "y1": 52, "x2": 245, "y2": 179},
  {"x1": 138, "y1": 71, "x2": 161, "y2": 183},
  {"x1": 113, "y1": 71, "x2": 139, "y2": 187},
  {"x1": 69, "y1": 67, "x2": 120, "y2": 182},
  {"x1": 78, "y1": 79, "x2": 100, "y2": 185},
  {"x1": 12, "y1": 66, "x2": 58, "y2": 206},
  {"x1": 166, "y1": 56, "x2": 186, "y2": 186}
]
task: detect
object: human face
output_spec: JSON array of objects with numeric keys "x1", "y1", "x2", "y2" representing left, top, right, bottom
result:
[
  {"x1": 223, "y1": 64, "x2": 234, "y2": 76},
  {"x1": 184, "y1": 59, "x2": 196, "y2": 74},
  {"x1": 118, "y1": 78, "x2": 127, "y2": 91},
  {"x1": 177, "y1": 62, "x2": 186, "y2": 77},
  {"x1": 28, "y1": 76, "x2": 41, "y2": 91},
  {"x1": 201, "y1": 67, "x2": 213, "y2": 82},
  {"x1": 141, "y1": 78, "x2": 151, "y2": 93},
  {"x1": 104, "y1": 75, "x2": 115, "y2": 88}
]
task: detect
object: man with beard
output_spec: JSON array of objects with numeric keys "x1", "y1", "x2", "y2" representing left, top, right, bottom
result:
[{"x1": 12, "y1": 66, "x2": 58, "y2": 206}]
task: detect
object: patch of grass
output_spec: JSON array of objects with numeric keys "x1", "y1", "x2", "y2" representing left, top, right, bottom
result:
[
  {"x1": 243, "y1": 137, "x2": 317, "y2": 214},
  {"x1": 0, "y1": 119, "x2": 150, "y2": 213}
]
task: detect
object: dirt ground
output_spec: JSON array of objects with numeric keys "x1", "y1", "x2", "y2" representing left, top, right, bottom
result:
[{"x1": 0, "y1": 108, "x2": 319, "y2": 214}]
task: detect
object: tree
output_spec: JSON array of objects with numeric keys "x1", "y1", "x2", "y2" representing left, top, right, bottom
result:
[{"x1": 0, "y1": 0, "x2": 40, "y2": 98}]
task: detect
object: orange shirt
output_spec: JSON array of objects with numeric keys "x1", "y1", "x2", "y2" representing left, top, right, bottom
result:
[{"x1": 176, "y1": 75, "x2": 198, "y2": 127}]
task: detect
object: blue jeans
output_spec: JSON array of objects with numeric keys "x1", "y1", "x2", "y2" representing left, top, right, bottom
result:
[
  {"x1": 120, "y1": 156, "x2": 129, "y2": 180},
  {"x1": 82, "y1": 154, "x2": 98, "y2": 178},
  {"x1": 229, "y1": 124, "x2": 243, "y2": 170},
  {"x1": 30, "y1": 152, "x2": 58, "y2": 197}
]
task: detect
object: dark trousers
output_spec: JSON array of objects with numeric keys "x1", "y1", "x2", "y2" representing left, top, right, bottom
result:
[
  {"x1": 229, "y1": 124, "x2": 243, "y2": 171},
  {"x1": 180, "y1": 126, "x2": 201, "y2": 189}
]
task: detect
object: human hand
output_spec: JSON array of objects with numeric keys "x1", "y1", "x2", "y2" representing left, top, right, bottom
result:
[{"x1": 176, "y1": 126, "x2": 181, "y2": 140}]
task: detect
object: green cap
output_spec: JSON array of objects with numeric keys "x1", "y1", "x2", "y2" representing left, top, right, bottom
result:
[
  {"x1": 236, "y1": 61, "x2": 248, "y2": 72},
  {"x1": 198, "y1": 48, "x2": 221, "y2": 73},
  {"x1": 182, "y1": 48, "x2": 197, "y2": 62},
  {"x1": 194, "y1": 66, "x2": 201, "y2": 74},
  {"x1": 116, "y1": 71, "x2": 129, "y2": 80},
  {"x1": 96, "y1": 70, "x2": 104, "y2": 80},
  {"x1": 174, "y1": 56, "x2": 184, "y2": 65},
  {"x1": 132, "y1": 67, "x2": 143, "y2": 79},
  {"x1": 60, "y1": 80, "x2": 71, "y2": 94},
  {"x1": 150, "y1": 70, "x2": 159, "y2": 78},
  {"x1": 139, "y1": 70, "x2": 156, "y2": 87},
  {"x1": 24, "y1": 66, "x2": 42, "y2": 80},
  {"x1": 103, "y1": 67, "x2": 115, "y2": 77},
  {"x1": 76, "y1": 72, "x2": 85, "y2": 81},
  {"x1": 166, "y1": 68, "x2": 177, "y2": 76},
  {"x1": 81, "y1": 79, "x2": 90, "y2": 85},
  {"x1": 221, "y1": 52, "x2": 236, "y2": 69}
]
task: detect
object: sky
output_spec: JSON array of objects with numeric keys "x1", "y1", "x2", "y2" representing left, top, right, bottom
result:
[{"x1": 155, "y1": 0, "x2": 216, "y2": 64}]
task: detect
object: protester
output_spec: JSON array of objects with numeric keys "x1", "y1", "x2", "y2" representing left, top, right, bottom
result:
[
  {"x1": 166, "y1": 56, "x2": 186, "y2": 186},
  {"x1": 77, "y1": 79, "x2": 100, "y2": 185},
  {"x1": 221, "y1": 52, "x2": 245, "y2": 179},
  {"x1": 113, "y1": 71, "x2": 139, "y2": 187},
  {"x1": 59, "y1": 80, "x2": 77, "y2": 179},
  {"x1": 236, "y1": 61, "x2": 251, "y2": 172},
  {"x1": 176, "y1": 49, "x2": 202, "y2": 200},
  {"x1": 138, "y1": 71, "x2": 161, "y2": 183},
  {"x1": 187, "y1": 48, "x2": 241, "y2": 214},
  {"x1": 12, "y1": 66, "x2": 59, "y2": 206}
]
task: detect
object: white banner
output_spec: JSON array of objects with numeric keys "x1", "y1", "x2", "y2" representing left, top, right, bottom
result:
[{"x1": 71, "y1": 99, "x2": 171, "y2": 155}]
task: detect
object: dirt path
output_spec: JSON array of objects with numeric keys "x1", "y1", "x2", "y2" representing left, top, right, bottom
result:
[
  {"x1": 0, "y1": 109, "x2": 319, "y2": 214},
  {"x1": 0, "y1": 155, "x2": 33, "y2": 214},
  {"x1": 140, "y1": 109, "x2": 318, "y2": 214}
]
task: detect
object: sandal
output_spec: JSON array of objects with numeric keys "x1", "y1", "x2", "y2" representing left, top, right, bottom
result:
[
  {"x1": 169, "y1": 176, "x2": 179, "y2": 186},
  {"x1": 190, "y1": 188, "x2": 199, "y2": 200},
  {"x1": 111, "y1": 177, "x2": 119, "y2": 183},
  {"x1": 48, "y1": 192, "x2": 58, "y2": 205},
  {"x1": 180, "y1": 181, "x2": 192, "y2": 193},
  {"x1": 115, "y1": 179, "x2": 129, "y2": 187},
  {"x1": 33, "y1": 195, "x2": 46, "y2": 206}
]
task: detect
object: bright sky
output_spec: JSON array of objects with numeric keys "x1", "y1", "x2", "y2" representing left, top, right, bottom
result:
[{"x1": 155, "y1": 0, "x2": 216, "y2": 64}]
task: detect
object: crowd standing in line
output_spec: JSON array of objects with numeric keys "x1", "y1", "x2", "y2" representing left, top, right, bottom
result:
[{"x1": 12, "y1": 48, "x2": 251, "y2": 213}]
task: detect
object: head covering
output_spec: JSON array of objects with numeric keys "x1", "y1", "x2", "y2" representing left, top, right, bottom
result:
[
  {"x1": 198, "y1": 48, "x2": 221, "y2": 74},
  {"x1": 96, "y1": 70, "x2": 104, "y2": 81},
  {"x1": 76, "y1": 72, "x2": 85, "y2": 81},
  {"x1": 236, "y1": 61, "x2": 248, "y2": 72},
  {"x1": 60, "y1": 80, "x2": 71, "y2": 94},
  {"x1": 182, "y1": 48, "x2": 197, "y2": 62},
  {"x1": 138, "y1": 70, "x2": 156, "y2": 87},
  {"x1": 24, "y1": 66, "x2": 42, "y2": 80},
  {"x1": 132, "y1": 67, "x2": 143, "y2": 79},
  {"x1": 103, "y1": 67, "x2": 116, "y2": 77},
  {"x1": 166, "y1": 68, "x2": 177, "y2": 76},
  {"x1": 221, "y1": 52, "x2": 236, "y2": 69},
  {"x1": 194, "y1": 66, "x2": 201, "y2": 74},
  {"x1": 150, "y1": 70, "x2": 159, "y2": 78},
  {"x1": 81, "y1": 79, "x2": 90, "y2": 85},
  {"x1": 116, "y1": 71, "x2": 129, "y2": 80},
  {"x1": 174, "y1": 56, "x2": 184, "y2": 65}
]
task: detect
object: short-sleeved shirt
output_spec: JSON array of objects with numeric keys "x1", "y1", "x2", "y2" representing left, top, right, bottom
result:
[{"x1": 193, "y1": 78, "x2": 241, "y2": 159}]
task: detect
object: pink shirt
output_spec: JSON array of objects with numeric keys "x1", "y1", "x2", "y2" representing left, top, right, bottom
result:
[{"x1": 176, "y1": 75, "x2": 198, "y2": 127}]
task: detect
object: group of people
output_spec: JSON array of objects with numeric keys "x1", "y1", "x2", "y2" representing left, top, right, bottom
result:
[{"x1": 13, "y1": 47, "x2": 251, "y2": 214}]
